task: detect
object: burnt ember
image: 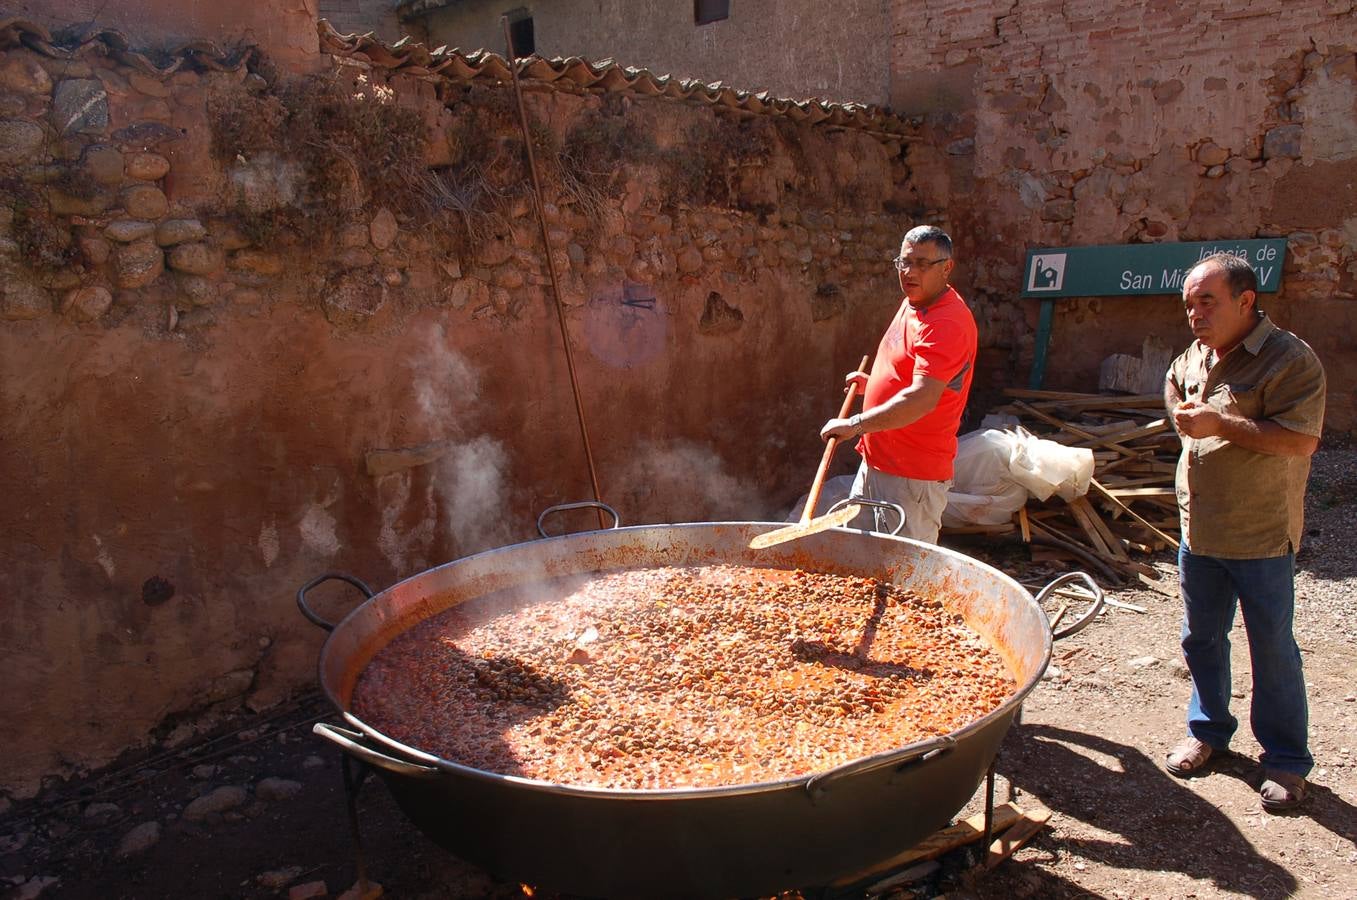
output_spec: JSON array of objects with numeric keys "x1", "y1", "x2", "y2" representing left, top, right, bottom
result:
[{"x1": 352, "y1": 565, "x2": 1015, "y2": 790}]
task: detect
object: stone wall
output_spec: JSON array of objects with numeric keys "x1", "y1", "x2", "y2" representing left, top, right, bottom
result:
[
  {"x1": 0, "y1": 0, "x2": 321, "y2": 67},
  {"x1": 404, "y1": 0, "x2": 892, "y2": 106},
  {"x1": 0, "y1": 28, "x2": 918, "y2": 798},
  {"x1": 890, "y1": 0, "x2": 1357, "y2": 430}
]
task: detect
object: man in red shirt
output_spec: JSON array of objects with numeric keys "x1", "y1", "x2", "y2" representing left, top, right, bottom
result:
[{"x1": 821, "y1": 226, "x2": 977, "y2": 542}]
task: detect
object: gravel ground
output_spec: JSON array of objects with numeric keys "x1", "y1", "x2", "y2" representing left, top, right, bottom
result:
[{"x1": 3, "y1": 447, "x2": 1355, "y2": 899}]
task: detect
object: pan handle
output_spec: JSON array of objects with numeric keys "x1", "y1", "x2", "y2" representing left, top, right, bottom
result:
[
  {"x1": 296, "y1": 573, "x2": 374, "y2": 632},
  {"x1": 313, "y1": 723, "x2": 439, "y2": 779},
  {"x1": 804, "y1": 735, "x2": 955, "y2": 803},
  {"x1": 827, "y1": 497, "x2": 906, "y2": 536},
  {"x1": 537, "y1": 501, "x2": 621, "y2": 538}
]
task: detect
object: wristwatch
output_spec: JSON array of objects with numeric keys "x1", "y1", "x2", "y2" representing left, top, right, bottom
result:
[{"x1": 849, "y1": 413, "x2": 864, "y2": 437}]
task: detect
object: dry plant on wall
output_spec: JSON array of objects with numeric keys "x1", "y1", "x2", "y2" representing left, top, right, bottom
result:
[
  {"x1": 667, "y1": 114, "x2": 777, "y2": 209},
  {"x1": 415, "y1": 83, "x2": 534, "y2": 252},
  {"x1": 206, "y1": 71, "x2": 428, "y2": 242}
]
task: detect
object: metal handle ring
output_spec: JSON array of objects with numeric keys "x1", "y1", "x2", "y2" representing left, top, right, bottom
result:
[
  {"x1": 537, "y1": 501, "x2": 622, "y2": 538},
  {"x1": 296, "y1": 572, "x2": 374, "y2": 632},
  {"x1": 828, "y1": 497, "x2": 906, "y2": 536},
  {"x1": 1033, "y1": 571, "x2": 1105, "y2": 640}
]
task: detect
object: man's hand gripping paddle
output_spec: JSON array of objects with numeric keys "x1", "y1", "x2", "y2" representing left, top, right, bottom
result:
[{"x1": 749, "y1": 356, "x2": 870, "y2": 550}]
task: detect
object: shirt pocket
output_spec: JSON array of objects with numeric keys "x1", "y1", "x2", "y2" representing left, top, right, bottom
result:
[{"x1": 1214, "y1": 382, "x2": 1261, "y2": 418}]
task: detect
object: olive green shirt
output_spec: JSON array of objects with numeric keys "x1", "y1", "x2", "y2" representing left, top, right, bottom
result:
[{"x1": 1167, "y1": 314, "x2": 1326, "y2": 559}]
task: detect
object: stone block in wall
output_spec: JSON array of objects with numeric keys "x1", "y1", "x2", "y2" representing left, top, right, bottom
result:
[
  {"x1": 80, "y1": 144, "x2": 125, "y2": 186},
  {"x1": 125, "y1": 152, "x2": 170, "y2": 181},
  {"x1": 174, "y1": 274, "x2": 216, "y2": 308},
  {"x1": 51, "y1": 79, "x2": 109, "y2": 135},
  {"x1": 1263, "y1": 124, "x2": 1303, "y2": 159},
  {"x1": 475, "y1": 238, "x2": 513, "y2": 267},
  {"x1": 61, "y1": 286, "x2": 113, "y2": 322},
  {"x1": 0, "y1": 56, "x2": 52, "y2": 96},
  {"x1": 49, "y1": 189, "x2": 115, "y2": 217},
  {"x1": 322, "y1": 270, "x2": 387, "y2": 326},
  {"x1": 122, "y1": 185, "x2": 169, "y2": 220},
  {"x1": 0, "y1": 276, "x2": 50, "y2": 320},
  {"x1": 338, "y1": 223, "x2": 369, "y2": 249},
  {"x1": 105, "y1": 220, "x2": 155, "y2": 243},
  {"x1": 492, "y1": 265, "x2": 525, "y2": 290},
  {"x1": 338, "y1": 248, "x2": 374, "y2": 269},
  {"x1": 156, "y1": 219, "x2": 207, "y2": 247},
  {"x1": 78, "y1": 236, "x2": 112, "y2": 266},
  {"x1": 0, "y1": 119, "x2": 47, "y2": 165},
  {"x1": 1197, "y1": 142, "x2": 1230, "y2": 167},
  {"x1": 114, "y1": 240, "x2": 164, "y2": 289},
  {"x1": 168, "y1": 241, "x2": 223, "y2": 276},
  {"x1": 675, "y1": 247, "x2": 705, "y2": 274},
  {"x1": 369, "y1": 208, "x2": 398, "y2": 250}
]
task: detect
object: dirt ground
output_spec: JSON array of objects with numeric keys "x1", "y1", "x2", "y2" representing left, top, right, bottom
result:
[{"x1": 4, "y1": 448, "x2": 1355, "y2": 900}]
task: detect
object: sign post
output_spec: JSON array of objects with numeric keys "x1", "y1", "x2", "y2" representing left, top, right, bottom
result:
[{"x1": 1021, "y1": 239, "x2": 1287, "y2": 388}]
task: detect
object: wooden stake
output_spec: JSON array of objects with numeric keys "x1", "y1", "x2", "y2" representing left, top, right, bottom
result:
[
  {"x1": 1011, "y1": 401, "x2": 1145, "y2": 458},
  {"x1": 1090, "y1": 478, "x2": 1180, "y2": 550},
  {"x1": 1073, "y1": 496, "x2": 1131, "y2": 561}
]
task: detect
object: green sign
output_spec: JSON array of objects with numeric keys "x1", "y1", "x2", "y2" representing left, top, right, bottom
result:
[{"x1": 1021, "y1": 239, "x2": 1287, "y2": 298}]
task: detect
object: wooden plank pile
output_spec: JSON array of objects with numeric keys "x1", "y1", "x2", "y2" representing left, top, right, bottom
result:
[{"x1": 947, "y1": 388, "x2": 1183, "y2": 586}]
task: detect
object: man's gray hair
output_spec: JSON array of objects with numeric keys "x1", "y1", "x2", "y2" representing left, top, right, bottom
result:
[
  {"x1": 903, "y1": 225, "x2": 953, "y2": 257},
  {"x1": 1190, "y1": 252, "x2": 1258, "y2": 297}
]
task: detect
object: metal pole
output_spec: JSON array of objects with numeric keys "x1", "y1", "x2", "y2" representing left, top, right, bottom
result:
[
  {"x1": 501, "y1": 17, "x2": 607, "y2": 529},
  {"x1": 1027, "y1": 298, "x2": 1055, "y2": 389}
]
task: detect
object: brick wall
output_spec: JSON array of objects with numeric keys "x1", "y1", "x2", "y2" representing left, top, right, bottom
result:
[{"x1": 891, "y1": 0, "x2": 1357, "y2": 430}]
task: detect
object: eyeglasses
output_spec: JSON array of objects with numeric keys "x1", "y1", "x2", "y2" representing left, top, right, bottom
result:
[{"x1": 893, "y1": 256, "x2": 951, "y2": 272}]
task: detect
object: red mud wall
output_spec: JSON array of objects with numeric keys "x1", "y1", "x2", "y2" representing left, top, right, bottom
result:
[
  {"x1": 891, "y1": 0, "x2": 1357, "y2": 429},
  {"x1": 0, "y1": 26, "x2": 918, "y2": 796}
]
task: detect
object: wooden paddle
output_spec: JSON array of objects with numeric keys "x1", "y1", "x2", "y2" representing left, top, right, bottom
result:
[{"x1": 750, "y1": 355, "x2": 870, "y2": 550}]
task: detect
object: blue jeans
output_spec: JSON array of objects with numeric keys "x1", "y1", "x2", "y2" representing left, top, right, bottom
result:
[{"x1": 1179, "y1": 545, "x2": 1312, "y2": 776}]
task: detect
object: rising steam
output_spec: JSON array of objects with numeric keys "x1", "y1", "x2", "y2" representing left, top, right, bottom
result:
[
  {"x1": 614, "y1": 440, "x2": 769, "y2": 524},
  {"x1": 373, "y1": 325, "x2": 513, "y2": 572}
]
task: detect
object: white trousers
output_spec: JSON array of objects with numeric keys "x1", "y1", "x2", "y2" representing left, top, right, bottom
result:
[{"x1": 849, "y1": 461, "x2": 951, "y2": 544}]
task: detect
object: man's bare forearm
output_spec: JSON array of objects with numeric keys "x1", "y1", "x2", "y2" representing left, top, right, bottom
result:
[
  {"x1": 1213, "y1": 413, "x2": 1318, "y2": 456},
  {"x1": 859, "y1": 384, "x2": 941, "y2": 433}
]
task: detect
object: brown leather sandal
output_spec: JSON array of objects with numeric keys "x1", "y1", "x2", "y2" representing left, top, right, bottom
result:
[
  {"x1": 1259, "y1": 770, "x2": 1308, "y2": 812},
  {"x1": 1165, "y1": 736, "x2": 1216, "y2": 777}
]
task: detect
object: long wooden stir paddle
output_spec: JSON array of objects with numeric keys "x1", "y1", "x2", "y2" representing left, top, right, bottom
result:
[{"x1": 750, "y1": 355, "x2": 870, "y2": 550}]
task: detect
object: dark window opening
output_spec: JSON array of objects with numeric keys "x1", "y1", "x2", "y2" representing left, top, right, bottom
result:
[
  {"x1": 695, "y1": 0, "x2": 729, "y2": 26},
  {"x1": 507, "y1": 9, "x2": 535, "y2": 56}
]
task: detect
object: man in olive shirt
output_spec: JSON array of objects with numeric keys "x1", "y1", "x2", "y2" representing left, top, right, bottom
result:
[{"x1": 1162, "y1": 252, "x2": 1326, "y2": 812}]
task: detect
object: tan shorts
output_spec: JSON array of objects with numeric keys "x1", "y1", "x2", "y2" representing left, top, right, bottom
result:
[{"x1": 849, "y1": 461, "x2": 951, "y2": 544}]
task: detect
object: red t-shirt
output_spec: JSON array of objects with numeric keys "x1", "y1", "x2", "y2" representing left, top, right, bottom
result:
[{"x1": 856, "y1": 287, "x2": 977, "y2": 481}]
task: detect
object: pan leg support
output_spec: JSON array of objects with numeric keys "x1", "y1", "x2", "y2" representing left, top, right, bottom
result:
[
  {"x1": 980, "y1": 759, "x2": 997, "y2": 856},
  {"x1": 1008, "y1": 705, "x2": 1023, "y2": 803},
  {"x1": 342, "y1": 754, "x2": 374, "y2": 888}
]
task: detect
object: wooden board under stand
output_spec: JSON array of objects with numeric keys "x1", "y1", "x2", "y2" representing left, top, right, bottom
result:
[{"x1": 830, "y1": 801, "x2": 1052, "y2": 893}]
